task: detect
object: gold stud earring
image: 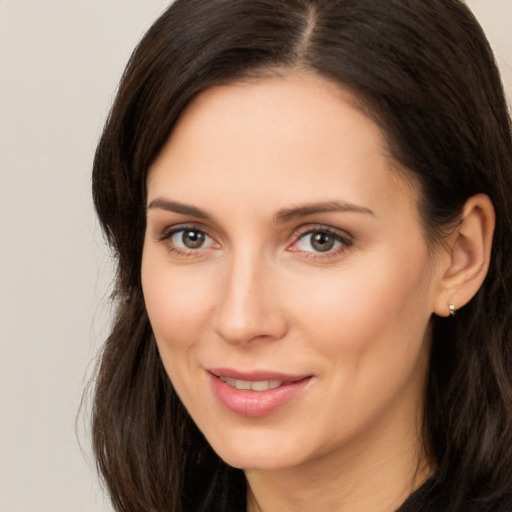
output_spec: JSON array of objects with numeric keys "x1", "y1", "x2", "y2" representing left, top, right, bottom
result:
[{"x1": 448, "y1": 304, "x2": 456, "y2": 317}]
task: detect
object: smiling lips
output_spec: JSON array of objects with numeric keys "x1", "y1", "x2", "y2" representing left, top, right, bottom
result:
[
  {"x1": 208, "y1": 369, "x2": 313, "y2": 417},
  {"x1": 219, "y1": 376, "x2": 283, "y2": 391}
]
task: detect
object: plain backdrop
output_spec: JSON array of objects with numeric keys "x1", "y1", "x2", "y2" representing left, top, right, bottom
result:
[{"x1": 0, "y1": 1, "x2": 510, "y2": 511}]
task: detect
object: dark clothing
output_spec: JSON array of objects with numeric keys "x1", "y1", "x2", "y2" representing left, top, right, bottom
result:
[
  {"x1": 396, "y1": 477, "x2": 435, "y2": 511},
  {"x1": 396, "y1": 476, "x2": 512, "y2": 512},
  {"x1": 195, "y1": 462, "x2": 512, "y2": 511}
]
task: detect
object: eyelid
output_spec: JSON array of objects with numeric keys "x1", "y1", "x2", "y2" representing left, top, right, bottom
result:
[
  {"x1": 288, "y1": 224, "x2": 354, "y2": 256},
  {"x1": 156, "y1": 223, "x2": 219, "y2": 256},
  {"x1": 292, "y1": 223, "x2": 353, "y2": 242},
  {"x1": 157, "y1": 222, "x2": 212, "y2": 241}
]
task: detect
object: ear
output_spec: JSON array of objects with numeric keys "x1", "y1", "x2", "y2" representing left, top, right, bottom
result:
[{"x1": 433, "y1": 194, "x2": 495, "y2": 317}]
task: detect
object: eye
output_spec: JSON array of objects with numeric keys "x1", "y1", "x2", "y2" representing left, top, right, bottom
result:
[
  {"x1": 291, "y1": 228, "x2": 352, "y2": 254},
  {"x1": 174, "y1": 229, "x2": 208, "y2": 249},
  {"x1": 160, "y1": 227, "x2": 217, "y2": 253}
]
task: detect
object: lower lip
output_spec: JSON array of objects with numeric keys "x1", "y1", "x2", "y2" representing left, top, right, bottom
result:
[{"x1": 208, "y1": 374, "x2": 313, "y2": 417}]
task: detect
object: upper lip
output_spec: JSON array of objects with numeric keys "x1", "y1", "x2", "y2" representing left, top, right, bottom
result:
[{"x1": 208, "y1": 368, "x2": 311, "y2": 382}]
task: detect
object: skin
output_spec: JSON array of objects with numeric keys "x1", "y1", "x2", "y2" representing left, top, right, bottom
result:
[{"x1": 141, "y1": 73, "x2": 464, "y2": 511}]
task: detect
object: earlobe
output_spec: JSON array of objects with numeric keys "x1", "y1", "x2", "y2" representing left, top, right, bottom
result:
[{"x1": 433, "y1": 194, "x2": 495, "y2": 317}]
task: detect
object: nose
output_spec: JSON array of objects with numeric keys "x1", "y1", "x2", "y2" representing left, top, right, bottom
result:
[{"x1": 212, "y1": 252, "x2": 288, "y2": 346}]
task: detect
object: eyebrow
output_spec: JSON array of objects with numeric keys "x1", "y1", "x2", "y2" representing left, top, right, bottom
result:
[
  {"x1": 274, "y1": 201, "x2": 376, "y2": 223},
  {"x1": 147, "y1": 198, "x2": 375, "y2": 223},
  {"x1": 147, "y1": 198, "x2": 213, "y2": 220}
]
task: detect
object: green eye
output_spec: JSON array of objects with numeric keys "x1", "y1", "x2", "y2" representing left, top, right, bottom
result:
[
  {"x1": 180, "y1": 230, "x2": 206, "y2": 249},
  {"x1": 309, "y1": 232, "x2": 336, "y2": 252},
  {"x1": 294, "y1": 229, "x2": 350, "y2": 254},
  {"x1": 165, "y1": 228, "x2": 215, "y2": 251}
]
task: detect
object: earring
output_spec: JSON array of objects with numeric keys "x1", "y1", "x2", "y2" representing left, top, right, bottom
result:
[{"x1": 448, "y1": 304, "x2": 456, "y2": 317}]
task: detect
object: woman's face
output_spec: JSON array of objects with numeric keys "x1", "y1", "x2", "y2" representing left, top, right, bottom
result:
[{"x1": 142, "y1": 74, "x2": 443, "y2": 472}]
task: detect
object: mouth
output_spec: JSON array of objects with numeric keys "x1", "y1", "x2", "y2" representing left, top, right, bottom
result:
[
  {"x1": 219, "y1": 377, "x2": 283, "y2": 391},
  {"x1": 208, "y1": 369, "x2": 314, "y2": 417}
]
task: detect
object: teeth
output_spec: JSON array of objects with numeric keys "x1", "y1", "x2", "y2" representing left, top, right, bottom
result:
[
  {"x1": 251, "y1": 380, "x2": 282, "y2": 391},
  {"x1": 219, "y1": 377, "x2": 283, "y2": 391}
]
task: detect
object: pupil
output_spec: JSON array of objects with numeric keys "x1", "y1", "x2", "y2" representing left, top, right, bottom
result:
[
  {"x1": 311, "y1": 232, "x2": 334, "y2": 252},
  {"x1": 183, "y1": 230, "x2": 205, "y2": 249}
]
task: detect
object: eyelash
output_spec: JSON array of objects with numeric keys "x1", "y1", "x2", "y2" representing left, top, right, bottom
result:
[
  {"x1": 289, "y1": 226, "x2": 353, "y2": 258},
  {"x1": 157, "y1": 224, "x2": 353, "y2": 259},
  {"x1": 158, "y1": 224, "x2": 217, "y2": 257}
]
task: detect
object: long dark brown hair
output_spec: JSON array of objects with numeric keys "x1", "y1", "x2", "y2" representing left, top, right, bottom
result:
[{"x1": 91, "y1": 1, "x2": 512, "y2": 511}]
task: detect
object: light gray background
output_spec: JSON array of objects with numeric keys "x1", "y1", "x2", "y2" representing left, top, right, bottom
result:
[{"x1": 0, "y1": 1, "x2": 510, "y2": 511}]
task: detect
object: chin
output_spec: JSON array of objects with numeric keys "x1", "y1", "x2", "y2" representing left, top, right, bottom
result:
[
  {"x1": 205, "y1": 430, "x2": 311, "y2": 471},
  {"x1": 220, "y1": 451, "x2": 301, "y2": 472}
]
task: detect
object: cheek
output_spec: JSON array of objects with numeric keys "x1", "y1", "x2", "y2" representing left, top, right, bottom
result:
[
  {"x1": 282, "y1": 254, "x2": 433, "y2": 439},
  {"x1": 290, "y1": 249, "x2": 433, "y2": 366},
  {"x1": 141, "y1": 257, "x2": 217, "y2": 407},
  {"x1": 141, "y1": 256, "x2": 215, "y2": 350}
]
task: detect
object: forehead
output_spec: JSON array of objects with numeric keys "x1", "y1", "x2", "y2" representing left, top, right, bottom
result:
[
  {"x1": 158, "y1": 72, "x2": 387, "y2": 161},
  {"x1": 147, "y1": 73, "x2": 418, "y2": 221}
]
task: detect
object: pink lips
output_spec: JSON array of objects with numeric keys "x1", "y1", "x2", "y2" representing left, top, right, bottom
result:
[{"x1": 208, "y1": 368, "x2": 313, "y2": 417}]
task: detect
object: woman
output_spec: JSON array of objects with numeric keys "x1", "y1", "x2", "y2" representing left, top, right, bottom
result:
[{"x1": 91, "y1": 1, "x2": 512, "y2": 511}]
